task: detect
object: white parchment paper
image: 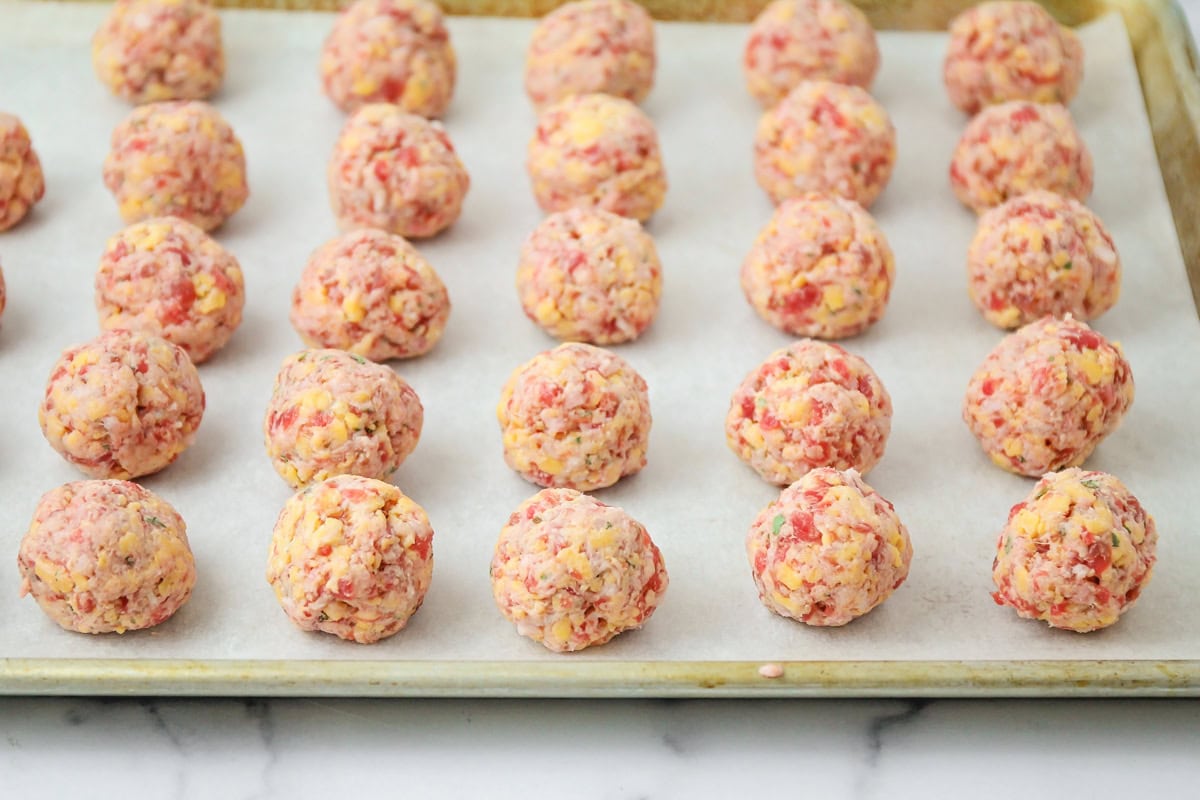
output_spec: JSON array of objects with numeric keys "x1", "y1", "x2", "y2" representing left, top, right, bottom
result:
[{"x1": 0, "y1": 4, "x2": 1196, "y2": 665}]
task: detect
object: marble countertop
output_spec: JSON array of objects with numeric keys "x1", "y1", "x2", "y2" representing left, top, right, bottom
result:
[{"x1": 4, "y1": 3, "x2": 1200, "y2": 796}]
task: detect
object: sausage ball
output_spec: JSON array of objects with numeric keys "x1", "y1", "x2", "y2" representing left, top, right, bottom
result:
[
  {"x1": 497, "y1": 342, "x2": 651, "y2": 491},
  {"x1": 968, "y1": 190, "x2": 1120, "y2": 329},
  {"x1": 102, "y1": 100, "x2": 248, "y2": 231},
  {"x1": 95, "y1": 216, "x2": 246, "y2": 363},
  {"x1": 963, "y1": 315, "x2": 1134, "y2": 477},
  {"x1": 741, "y1": 193, "x2": 894, "y2": 339},
  {"x1": 266, "y1": 474, "x2": 433, "y2": 643},
  {"x1": 747, "y1": 467, "x2": 911, "y2": 626},
  {"x1": 490, "y1": 487, "x2": 668, "y2": 652},
  {"x1": 0, "y1": 113, "x2": 46, "y2": 232},
  {"x1": 944, "y1": 1, "x2": 1083, "y2": 115},
  {"x1": 328, "y1": 103, "x2": 470, "y2": 239},
  {"x1": 18, "y1": 480, "x2": 196, "y2": 634},
  {"x1": 527, "y1": 93, "x2": 667, "y2": 222},
  {"x1": 524, "y1": 0, "x2": 656, "y2": 109},
  {"x1": 743, "y1": 0, "x2": 880, "y2": 109},
  {"x1": 320, "y1": 0, "x2": 456, "y2": 118},
  {"x1": 726, "y1": 339, "x2": 892, "y2": 485},
  {"x1": 263, "y1": 349, "x2": 423, "y2": 488},
  {"x1": 92, "y1": 0, "x2": 225, "y2": 104},
  {"x1": 949, "y1": 101, "x2": 1092, "y2": 213},
  {"x1": 993, "y1": 468, "x2": 1156, "y2": 632},
  {"x1": 516, "y1": 207, "x2": 662, "y2": 345},
  {"x1": 290, "y1": 228, "x2": 450, "y2": 361},
  {"x1": 39, "y1": 330, "x2": 205, "y2": 480},
  {"x1": 754, "y1": 80, "x2": 896, "y2": 208}
]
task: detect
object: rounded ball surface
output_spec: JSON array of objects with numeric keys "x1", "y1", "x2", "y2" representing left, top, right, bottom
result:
[
  {"x1": 18, "y1": 480, "x2": 196, "y2": 634},
  {"x1": 747, "y1": 468, "x2": 911, "y2": 626},
  {"x1": 491, "y1": 487, "x2": 668, "y2": 652},
  {"x1": 0, "y1": 113, "x2": 46, "y2": 232},
  {"x1": 726, "y1": 339, "x2": 892, "y2": 485},
  {"x1": 741, "y1": 194, "x2": 894, "y2": 339},
  {"x1": 992, "y1": 468, "x2": 1155, "y2": 632},
  {"x1": 291, "y1": 229, "x2": 450, "y2": 361},
  {"x1": 267, "y1": 475, "x2": 434, "y2": 644},
  {"x1": 39, "y1": 330, "x2": 205, "y2": 480},
  {"x1": 497, "y1": 342, "x2": 651, "y2": 491},
  {"x1": 263, "y1": 349, "x2": 423, "y2": 488}
]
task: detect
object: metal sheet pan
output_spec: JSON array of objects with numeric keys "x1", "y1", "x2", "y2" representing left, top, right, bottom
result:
[{"x1": 5, "y1": 0, "x2": 1199, "y2": 697}]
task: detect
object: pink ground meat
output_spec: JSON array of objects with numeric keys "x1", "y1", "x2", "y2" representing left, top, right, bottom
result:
[
  {"x1": 516, "y1": 207, "x2": 662, "y2": 345},
  {"x1": 992, "y1": 468, "x2": 1156, "y2": 632},
  {"x1": 726, "y1": 340, "x2": 892, "y2": 485},
  {"x1": 743, "y1": 0, "x2": 880, "y2": 109},
  {"x1": 967, "y1": 190, "x2": 1120, "y2": 329},
  {"x1": 949, "y1": 101, "x2": 1092, "y2": 213},
  {"x1": 328, "y1": 103, "x2": 469, "y2": 239},
  {"x1": 0, "y1": 113, "x2": 45, "y2": 232},
  {"x1": 102, "y1": 100, "x2": 248, "y2": 231},
  {"x1": 0, "y1": 263, "x2": 6, "y2": 326},
  {"x1": 267, "y1": 474, "x2": 434, "y2": 644},
  {"x1": 527, "y1": 93, "x2": 667, "y2": 222},
  {"x1": 741, "y1": 193, "x2": 894, "y2": 339},
  {"x1": 18, "y1": 480, "x2": 196, "y2": 634},
  {"x1": 497, "y1": 342, "x2": 651, "y2": 492},
  {"x1": 263, "y1": 348, "x2": 423, "y2": 488},
  {"x1": 490, "y1": 487, "x2": 668, "y2": 652},
  {"x1": 524, "y1": 0, "x2": 656, "y2": 110},
  {"x1": 963, "y1": 315, "x2": 1134, "y2": 477},
  {"x1": 746, "y1": 467, "x2": 911, "y2": 626},
  {"x1": 92, "y1": 0, "x2": 225, "y2": 104},
  {"x1": 39, "y1": 330, "x2": 205, "y2": 480},
  {"x1": 95, "y1": 216, "x2": 245, "y2": 364},
  {"x1": 754, "y1": 80, "x2": 896, "y2": 209},
  {"x1": 320, "y1": 0, "x2": 456, "y2": 118},
  {"x1": 291, "y1": 228, "x2": 450, "y2": 361},
  {"x1": 944, "y1": 1, "x2": 1083, "y2": 115}
]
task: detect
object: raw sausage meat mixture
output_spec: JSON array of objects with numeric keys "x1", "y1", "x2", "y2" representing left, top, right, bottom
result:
[
  {"x1": 754, "y1": 80, "x2": 896, "y2": 208},
  {"x1": 0, "y1": 113, "x2": 45, "y2": 232},
  {"x1": 726, "y1": 339, "x2": 892, "y2": 485},
  {"x1": 967, "y1": 190, "x2": 1119, "y2": 329},
  {"x1": 746, "y1": 467, "x2": 911, "y2": 626},
  {"x1": 95, "y1": 216, "x2": 246, "y2": 363},
  {"x1": 525, "y1": 0, "x2": 656, "y2": 109},
  {"x1": 944, "y1": 1, "x2": 1083, "y2": 115},
  {"x1": 741, "y1": 193, "x2": 894, "y2": 339},
  {"x1": 992, "y1": 468, "x2": 1156, "y2": 632},
  {"x1": 102, "y1": 100, "x2": 248, "y2": 231},
  {"x1": 497, "y1": 342, "x2": 650, "y2": 492},
  {"x1": 92, "y1": 0, "x2": 225, "y2": 104},
  {"x1": 490, "y1": 487, "x2": 668, "y2": 652},
  {"x1": 950, "y1": 101, "x2": 1092, "y2": 213},
  {"x1": 527, "y1": 93, "x2": 667, "y2": 222},
  {"x1": 743, "y1": 0, "x2": 879, "y2": 109},
  {"x1": 267, "y1": 474, "x2": 434, "y2": 644},
  {"x1": 516, "y1": 207, "x2": 661, "y2": 345},
  {"x1": 263, "y1": 349, "x2": 423, "y2": 488},
  {"x1": 320, "y1": 0, "x2": 456, "y2": 118},
  {"x1": 39, "y1": 330, "x2": 205, "y2": 480},
  {"x1": 963, "y1": 315, "x2": 1133, "y2": 477},
  {"x1": 18, "y1": 480, "x2": 196, "y2": 634},
  {"x1": 291, "y1": 228, "x2": 450, "y2": 361},
  {"x1": 328, "y1": 103, "x2": 470, "y2": 239}
]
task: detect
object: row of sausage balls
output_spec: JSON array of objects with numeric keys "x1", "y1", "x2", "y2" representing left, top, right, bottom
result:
[{"x1": 21, "y1": 312, "x2": 1156, "y2": 645}]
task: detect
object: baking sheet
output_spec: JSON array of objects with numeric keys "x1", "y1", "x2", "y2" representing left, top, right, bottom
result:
[{"x1": 0, "y1": 4, "x2": 1198, "y2": 670}]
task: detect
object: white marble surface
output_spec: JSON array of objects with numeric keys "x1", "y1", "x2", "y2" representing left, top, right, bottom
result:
[{"x1": 5, "y1": 3, "x2": 1200, "y2": 796}]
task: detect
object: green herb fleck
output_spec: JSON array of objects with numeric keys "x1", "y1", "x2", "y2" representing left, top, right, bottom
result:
[
  {"x1": 349, "y1": 354, "x2": 367, "y2": 364},
  {"x1": 317, "y1": 611, "x2": 329, "y2": 622},
  {"x1": 1004, "y1": 537, "x2": 1012, "y2": 554},
  {"x1": 1111, "y1": 532, "x2": 1121, "y2": 547},
  {"x1": 1016, "y1": 455, "x2": 1026, "y2": 463},
  {"x1": 605, "y1": 521, "x2": 613, "y2": 529},
  {"x1": 532, "y1": 516, "x2": 542, "y2": 524},
  {"x1": 145, "y1": 516, "x2": 166, "y2": 528},
  {"x1": 1035, "y1": 486, "x2": 1048, "y2": 499},
  {"x1": 575, "y1": 436, "x2": 582, "y2": 444},
  {"x1": 1081, "y1": 479, "x2": 1100, "y2": 490},
  {"x1": 1061, "y1": 261, "x2": 1073, "y2": 271},
  {"x1": 772, "y1": 514, "x2": 786, "y2": 535}
]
